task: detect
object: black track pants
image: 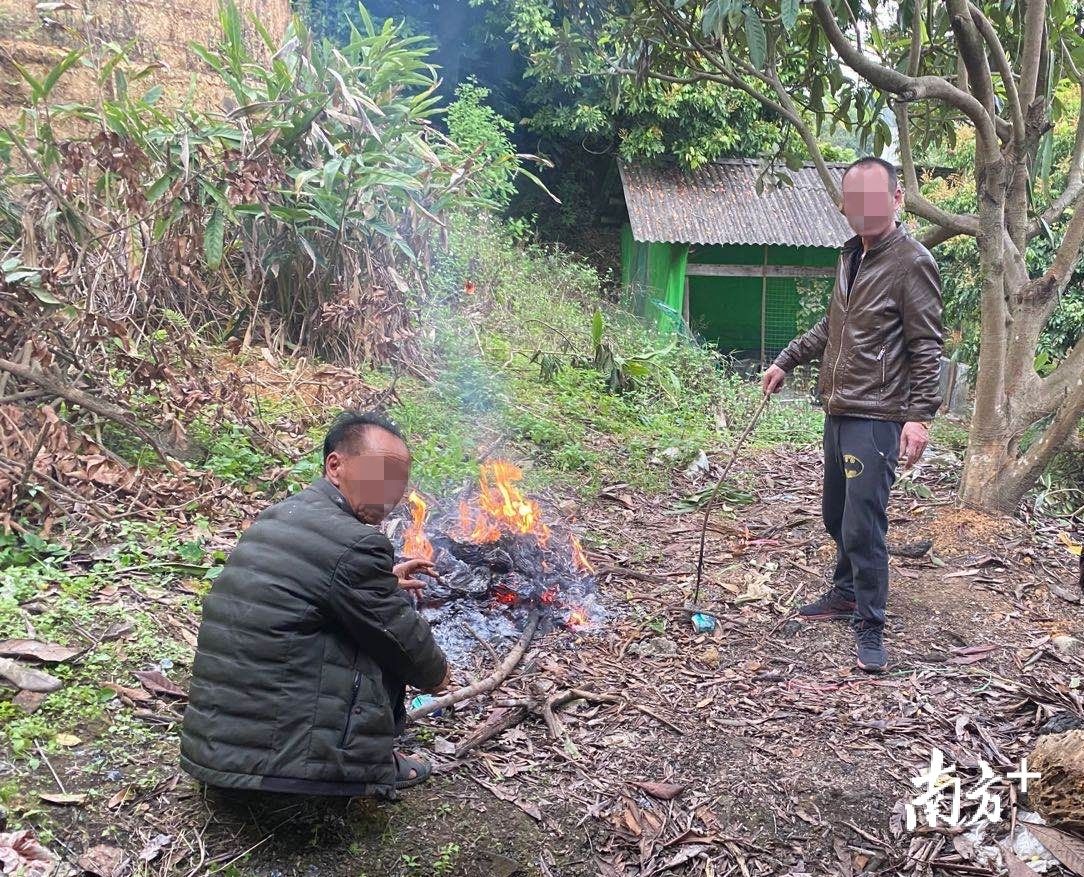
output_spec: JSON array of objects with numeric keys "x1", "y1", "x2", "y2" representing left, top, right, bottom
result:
[{"x1": 822, "y1": 415, "x2": 902, "y2": 628}]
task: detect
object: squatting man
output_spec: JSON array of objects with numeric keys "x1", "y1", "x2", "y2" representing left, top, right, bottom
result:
[{"x1": 181, "y1": 411, "x2": 450, "y2": 797}]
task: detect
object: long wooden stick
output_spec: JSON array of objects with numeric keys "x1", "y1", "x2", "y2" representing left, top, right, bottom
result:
[
  {"x1": 693, "y1": 392, "x2": 772, "y2": 606},
  {"x1": 408, "y1": 610, "x2": 540, "y2": 720}
]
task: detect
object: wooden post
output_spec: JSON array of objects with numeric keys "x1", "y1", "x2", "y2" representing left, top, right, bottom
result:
[
  {"x1": 760, "y1": 246, "x2": 768, "y2": 370},
  {"x1": 683, "y1": 275, "x2": 690, "y2": 329}
]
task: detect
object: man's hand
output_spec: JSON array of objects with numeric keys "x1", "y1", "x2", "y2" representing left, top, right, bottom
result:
[
  {"x1": 393, "y1": 558, "x2": 438, "y2": 591},
  {"x1": 899, "y1": 421, "x2": 930, "y2": 468},
  {"x1": 762, "y1": 364, "x2": 786, "y2": 396},
  {"x1": 425, "y1": 665, "x2": 453, "y2": 694}
]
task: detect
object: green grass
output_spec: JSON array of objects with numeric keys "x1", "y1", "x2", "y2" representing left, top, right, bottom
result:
[{"x1": 0, "y1": 522, "x2": 205, "y2": 761}]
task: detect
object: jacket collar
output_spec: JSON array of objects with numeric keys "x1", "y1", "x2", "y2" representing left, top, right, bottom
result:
[
  {"x1": 842, "y1": 221, "x2": 907, "y2": 257},
  {"x1": 311, "y1": 477, "x2": 357, "y2": 518}
]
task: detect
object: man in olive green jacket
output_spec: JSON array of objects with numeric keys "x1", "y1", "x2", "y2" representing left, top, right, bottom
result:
[
  {"x1": 763, "y1": 156, "x2": 944, "y2": 674},
  {"x1": 181, "y1": 411, "x2": 449, "y2": 798}
]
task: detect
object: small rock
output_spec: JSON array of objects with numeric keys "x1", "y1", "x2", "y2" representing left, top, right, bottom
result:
[
  {"x1": 1028, "y1": 729, "x2": 1084, "y2": 830},
  {"x1": 684, "y1": 450, "x2": 710, "y2": 481},
  {"x1": 699, "y1": 647, "x2": 721, "y2": 668},
  {"x1": 1052, "y1": 635, "x2": 1081, "y2": 656},
  {"x1": 12, "y1": 691, "x2": 45, "y2": 714}
]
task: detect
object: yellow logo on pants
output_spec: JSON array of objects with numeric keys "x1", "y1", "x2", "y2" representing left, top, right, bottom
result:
[{"x1": 843, "y1": 454, "x2": 865, "y2": 478}]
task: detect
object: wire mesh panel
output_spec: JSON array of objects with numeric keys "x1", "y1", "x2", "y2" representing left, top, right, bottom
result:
[{"x1": 762, "y1": 275, "x2": 834, "y2": 366}]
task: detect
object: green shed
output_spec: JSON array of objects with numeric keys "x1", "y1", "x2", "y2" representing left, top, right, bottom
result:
[{"x1": 619, "y1": 159, "x2": 852, "y2": 367}]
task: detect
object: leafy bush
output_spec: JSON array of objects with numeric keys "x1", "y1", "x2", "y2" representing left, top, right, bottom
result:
[
  {"x1": 0, "y1": 2, "x2": 531, "y2": 369},
  {"x1": 445, "y1": 79, "x2": 520, "y2": 210}
]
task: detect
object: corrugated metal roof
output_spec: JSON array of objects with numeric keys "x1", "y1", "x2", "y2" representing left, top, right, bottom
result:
[{"x1": 620, "y1": 159, "x2": 853, "y2": 249}]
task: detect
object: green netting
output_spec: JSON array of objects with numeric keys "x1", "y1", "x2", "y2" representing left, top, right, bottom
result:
[
  {"x1": 620, "y1": 227, "x2": 838, "y2": 351},
  {"x1": 620, "y1": 224, "x2": 688, "y2": 332}
]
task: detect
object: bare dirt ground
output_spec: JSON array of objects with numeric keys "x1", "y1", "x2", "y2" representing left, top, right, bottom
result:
[{"x1": 5, "y1": 429, "x2": 1083, "y2": 877}]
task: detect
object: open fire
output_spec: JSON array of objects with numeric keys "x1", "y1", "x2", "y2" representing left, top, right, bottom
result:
[{"x1": 391, "y1": 461, "x2": 601, "y2": 663}]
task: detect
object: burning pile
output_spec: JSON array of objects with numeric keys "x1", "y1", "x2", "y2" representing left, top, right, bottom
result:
[{"x1": 390, "y1": 461, "x2": 600, "y2": 663}]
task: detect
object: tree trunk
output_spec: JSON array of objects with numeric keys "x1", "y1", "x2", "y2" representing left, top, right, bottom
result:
[{"x1": 959, "y1": 440, "x2": 1035, "y2": 512}]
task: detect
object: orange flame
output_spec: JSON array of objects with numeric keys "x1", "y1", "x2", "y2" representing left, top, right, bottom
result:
[
  {"x1": 477, "y1": 461, "x2": 550, "y2": 545},
  {"x1": 403, "y1": 491, "x2": 434, "y2": 561},
  {"x1": 458, "y1": 499, "x2": 501, "y2": 544},
  {"x1": 569, "y1": 534, "x2": 594, "y2": 573},
  {"x1": 567, "y1": 606, "x2": 590, "y2": 627}
]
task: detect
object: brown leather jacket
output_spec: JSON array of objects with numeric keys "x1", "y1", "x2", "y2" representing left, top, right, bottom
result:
[{"x1": 774, "y1": 224, "x2": 944, "y2": 422}]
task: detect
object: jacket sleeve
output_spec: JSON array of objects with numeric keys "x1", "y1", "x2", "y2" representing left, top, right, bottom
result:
[
  {"x1": 323, "y1": 531, "x2": 447, "y2": 690},
  {"x1": 900, "y1": 251, "x2": 945, "y2": 421},
  {"x1": 773, "y1": 315, "x2": 829, "y2": 372}
]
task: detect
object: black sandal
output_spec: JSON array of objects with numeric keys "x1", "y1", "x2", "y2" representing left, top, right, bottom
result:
[{"x1": 393, "y1": 751, "x2": 432, "y2": 790}]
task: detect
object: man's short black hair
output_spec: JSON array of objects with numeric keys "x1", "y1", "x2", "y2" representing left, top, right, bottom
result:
[
  {"x1": 842, "y1": 156, "x2": 899, "y2": 192},
  {"x1": 323, "y1": 410, "x2": 407, "y2": 462}
]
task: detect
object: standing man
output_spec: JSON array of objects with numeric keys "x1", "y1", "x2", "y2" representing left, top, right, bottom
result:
[{"x1": 762, "y1": 156, "x2": 943, "y2": 673}]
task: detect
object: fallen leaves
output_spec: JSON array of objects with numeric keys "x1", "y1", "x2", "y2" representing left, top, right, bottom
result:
[
  {"x1": 948, "y1": 644, "x2": 1001, "y2": 664},
  {"x1": 0, "y1": 638, "x2": 80, "y2": 663},
  {"x1": 0, "y1": 830, "x2": 57, "y2": 877},
  {"x1": 138, "y1": 833, "x2": 173, "y2": 863},
  {"x1": 38, "y1": 791, "x2": 87, "y2": 806},
  {"x1": 76, "y1": 844, "x2": 128, "y2": 877},
  {"x1": 132, "y1": 669, "x2": 186, "y2": 699},
  {"x1": 1024, "y1": 823, "x2": 1084, "y2": 877},
  {"x1": 0, "y1": 656, "x2": 61, "y2": 692},
  {"x1": 630, "y1": 781, "x2": 685, "y2": 801},
  {"x1": 103, "y1": 681, "x2": 152, "y2": 705}
]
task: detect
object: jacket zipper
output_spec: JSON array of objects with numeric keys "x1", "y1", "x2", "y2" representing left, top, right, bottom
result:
[
  {"x1": 877, "y1": 344, "x2": 887, "y2": 387},
  {"x1": 828, "y1": 253, "x2": 862, "y2": 411},
  {"x1": 339, "y1": 670, "x2": 362, "y2": 748}
]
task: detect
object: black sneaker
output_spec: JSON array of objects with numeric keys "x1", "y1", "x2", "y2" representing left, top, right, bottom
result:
[
  {"x1": 797, "y1": 588, "x2": 856, "y2": 621},
  {"x1": 854, "y1": 620, "x2": 887, "y2": 673}
]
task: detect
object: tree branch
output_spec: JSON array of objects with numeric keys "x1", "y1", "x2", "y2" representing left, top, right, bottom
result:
[
  {"x1": 968, "y1": 3, "x2": 1025, "y2": 146},
  {"x1": 810, "y1": 0, "x2": 1000, "y2": 163},
  {"x1": 894, "y1": 102, "x2": 980, "y2": 235},
  {"x1": 1019, "y1": 372, "x2": 1084, "y2": 491},
  {"x1": 1029, "y1": 50, "x2": 1084, "y2": 236},
  {"x1": 1043, "y1": 331, "x2": 1084, "y2": 404},
  {"x1": 946, "y1": 0, "x2": 996, "y2": 120},
  {"x1": 0, "y1": 358, "x2": 181, "y2": 463},
  {"x1": 641, "y1": 0, "x2": 843, "y2": 199},
  {"x1": 1018, "y1": 0, "x2": 1048, "y2": 114},
  {"x1": 1048, "y1": 203, "x2": 1084, "y2": 288},
  {"x1": 919, "y1": 226, "x2": 968, "y2": 248}
]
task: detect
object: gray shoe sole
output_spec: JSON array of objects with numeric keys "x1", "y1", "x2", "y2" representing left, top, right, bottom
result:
[{"x1": 798, "y1": 608, "x2": 855, "y2": 621}]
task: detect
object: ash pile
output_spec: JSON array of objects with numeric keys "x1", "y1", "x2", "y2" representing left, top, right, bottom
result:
[{"x1": 385, "y1": 461, "x2": 602, "y2": 665}]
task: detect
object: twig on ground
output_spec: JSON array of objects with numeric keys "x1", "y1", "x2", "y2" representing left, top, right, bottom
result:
[{"x1": 409, "y1": 611, "x2": 540, "y2": 720}]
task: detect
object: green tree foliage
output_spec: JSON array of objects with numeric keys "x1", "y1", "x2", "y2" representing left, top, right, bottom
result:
[{"x1": 445, "y1": 79, "x2": 519, "y2": 210}]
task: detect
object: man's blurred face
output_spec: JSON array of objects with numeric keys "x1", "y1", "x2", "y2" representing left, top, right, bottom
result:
[
  {"x1": 324, "y1": 428, "x2": 411, "y2": 524},
  {"x1": 841, "y1": 163, "x2": 903, "y2": 238}
]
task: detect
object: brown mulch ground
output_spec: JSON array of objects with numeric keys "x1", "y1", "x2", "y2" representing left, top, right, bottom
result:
[{"x1": 6, "y1": 427, "x2": 1083, "y2": 877}]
